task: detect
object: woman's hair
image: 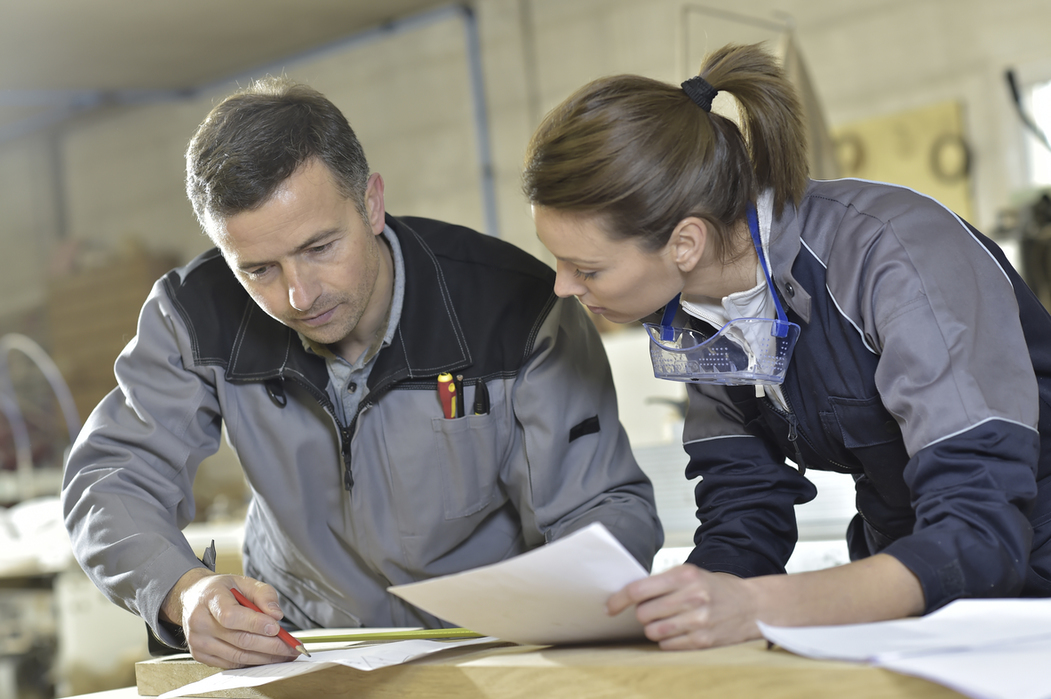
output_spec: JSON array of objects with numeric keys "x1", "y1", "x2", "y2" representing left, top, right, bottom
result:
[{"x1": 523, "y1": 43, "x2": 808, "y2": 261}]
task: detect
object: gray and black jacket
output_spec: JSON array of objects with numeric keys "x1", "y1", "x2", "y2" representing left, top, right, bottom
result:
[
  {"x1": 62, "y1": 215, "x2": 663, "y2": 646},
  {"x1": 683, "y1": 179, "x2": 1051, "y2": 611}
]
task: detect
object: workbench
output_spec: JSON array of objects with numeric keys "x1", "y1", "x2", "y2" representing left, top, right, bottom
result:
[{"x1": 132, "y1": 639, "x2": 965, "y2": 698}]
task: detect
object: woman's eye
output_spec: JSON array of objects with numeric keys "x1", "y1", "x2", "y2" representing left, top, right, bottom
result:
[{"x1": 574, "y1": 269, "x2": 597, "y2": 280}]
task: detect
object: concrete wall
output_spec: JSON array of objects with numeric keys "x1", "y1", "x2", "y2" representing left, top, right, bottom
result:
[{"x1": 3, "y1": 0, "x2": 1051, "y2": 357}]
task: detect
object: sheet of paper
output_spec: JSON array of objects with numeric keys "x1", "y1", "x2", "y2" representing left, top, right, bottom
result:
[
  {"x1": 758, "y1": 599, "x2": 1051, "y2": 699},
  {"x1": 158, "y1": 637, "x2": 497, "y2": 699},
  {"x1": 758, "y1": 598, "x2": 1051, "y2": 662},
  {"x1": 388, "y1": 522, "x2": 649, "y2": 645},
  {"x1": 877, "y1": 637, "x2": 1051, "y2": 699}
]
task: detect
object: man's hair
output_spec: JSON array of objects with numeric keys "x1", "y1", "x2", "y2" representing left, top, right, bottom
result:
[{"x1": 185, "y1": 76, "x2": 370, "y2": 235}]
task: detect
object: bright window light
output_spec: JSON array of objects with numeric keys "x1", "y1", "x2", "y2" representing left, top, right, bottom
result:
[{"x1": 1029, "y1": 79, "x2": 1051, "y2": 186}]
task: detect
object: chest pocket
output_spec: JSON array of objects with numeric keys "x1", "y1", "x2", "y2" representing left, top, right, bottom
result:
[
  {"x1": 821, "y1": 394, "x2": 913, "y2": 509},
  {"x1": 431, "y1": 412, "x2": 500, "y2": 519}
]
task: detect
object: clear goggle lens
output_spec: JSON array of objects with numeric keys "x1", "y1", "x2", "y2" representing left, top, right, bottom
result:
[{"x1": 643, "y1": 317, "x2": 800, "y2": 386}]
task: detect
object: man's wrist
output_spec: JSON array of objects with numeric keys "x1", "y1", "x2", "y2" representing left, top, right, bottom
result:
[{"x1": 160, "y1": 566, "x2": 214, "y2": 625}]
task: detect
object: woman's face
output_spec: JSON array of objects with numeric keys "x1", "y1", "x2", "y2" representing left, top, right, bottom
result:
[{"x1": 533, "y1": 206, "x2": 683, "y2": 324}]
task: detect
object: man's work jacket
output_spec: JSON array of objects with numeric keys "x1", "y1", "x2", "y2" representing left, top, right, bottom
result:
[{"x1": 62, "y1": 215, "x2": 663, "y2": 646}]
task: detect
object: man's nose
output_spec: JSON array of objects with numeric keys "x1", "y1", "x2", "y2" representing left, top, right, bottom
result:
[{"x1": 287, "y1": 267, "x2": 321, "y2": 312}]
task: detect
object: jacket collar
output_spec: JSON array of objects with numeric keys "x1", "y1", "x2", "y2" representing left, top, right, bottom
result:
[
  {"x1": 768, "y1": 186, "x2": 813, "y2": 324},
  {"x1": 368, "y1": 215, "x2": 472, "y2": 388},
  {"x1": 224, "y1": 214, "x2": 471, "y2": 391}
]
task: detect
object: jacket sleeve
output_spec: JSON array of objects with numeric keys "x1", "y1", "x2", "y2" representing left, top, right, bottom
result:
[
  {"x1": 681, "y1": 383, "x2": 817, "y2": 577},
  {"x1": 502, "y1": 297, "x2": 664, "y2": 569},
  {"x1": 60, "y1": 280, "x2": 223, "y2": 646},
  {"x1": 861, "y1": 213, "x2": 1041, "y2": 611}
]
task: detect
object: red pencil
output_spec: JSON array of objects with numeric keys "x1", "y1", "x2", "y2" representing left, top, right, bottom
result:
[{"x1": 231, "y1": 588, "x2": 311, "y2": 657}]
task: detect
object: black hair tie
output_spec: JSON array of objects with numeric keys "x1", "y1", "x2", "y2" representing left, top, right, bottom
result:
[{"x1": 681, "y1": 76, "x2": 718, "y2": 113}]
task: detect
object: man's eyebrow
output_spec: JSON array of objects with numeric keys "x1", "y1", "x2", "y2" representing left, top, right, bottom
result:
[
  {"x1": 294, "y1": 228, "x2": 340, "y2": 252},
  {"x1": 236, "y1": 228, "x2": 340, "y2": 271}
]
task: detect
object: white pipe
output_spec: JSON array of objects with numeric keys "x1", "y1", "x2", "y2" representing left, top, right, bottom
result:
[{"x1": 0, "y1": 333, "x2": 82, "y2": 498}]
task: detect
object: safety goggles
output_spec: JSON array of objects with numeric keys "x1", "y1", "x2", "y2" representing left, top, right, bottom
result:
[{"x1": 643, "y1": 204, "x2": 800, "y2": 386}]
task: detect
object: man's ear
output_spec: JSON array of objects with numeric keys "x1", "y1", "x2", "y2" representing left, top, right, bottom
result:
[
  {"x1": 668, "y1": 217, "x2": 708, "y2": 272},
  {"x1": 365, "y1": 172, "x2": 386, "y2": 235}
]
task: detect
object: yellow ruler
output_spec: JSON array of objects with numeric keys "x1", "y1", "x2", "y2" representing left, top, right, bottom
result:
[{"x1": 301, "y1": 628, "x2": 486, "y2": 643}]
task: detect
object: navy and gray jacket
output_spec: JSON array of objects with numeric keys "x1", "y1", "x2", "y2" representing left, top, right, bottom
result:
[
  {"x1": 683, "y1": 179, "x2": 1051, "y2": 611},
  {"x1": 62, "y1": 215, "x2": 663, "y2": 646}
]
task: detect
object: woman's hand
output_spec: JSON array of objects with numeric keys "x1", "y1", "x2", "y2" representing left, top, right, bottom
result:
[
  {"x1": 607, "y1": 554, "x2": 926, "y2": 651},
  {"x1": 607, "y1": 564, "x2": 761, "y2": 649}
]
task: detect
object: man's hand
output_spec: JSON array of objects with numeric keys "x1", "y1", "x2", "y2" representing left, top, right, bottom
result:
[
  {"x1": 160, "y1": 568, "x2": 302, "y2": 668},
  {"x1": 606, "y1": 565, "x2": 760, "y2": 650}
]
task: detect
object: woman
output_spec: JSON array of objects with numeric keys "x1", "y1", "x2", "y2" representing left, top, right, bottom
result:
[{"x1": 524, "y1": 42, "x2": 1051, "y2": 650}]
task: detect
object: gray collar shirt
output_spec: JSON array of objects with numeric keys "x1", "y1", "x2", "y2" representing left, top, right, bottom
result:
[{"x1": 300, "y1": 224, "x2": 406, "y2": 425}]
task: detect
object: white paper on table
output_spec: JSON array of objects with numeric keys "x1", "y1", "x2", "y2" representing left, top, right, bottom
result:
[
  {"x1": 877, "y1": 636, "x2": 1051, "y2": 699},
  {"x1": 157, "y1": 636, "x2": 497, "y2": 699},
  {"x1": 388, "y1": 522, "x2": 649, "y2": 645},
  {"x1": 758, "y1": 598, "x2": 1051, "y2": 662},
  {"x1": 758, "y1": 599, "x2": 1051, "y2": 699}
]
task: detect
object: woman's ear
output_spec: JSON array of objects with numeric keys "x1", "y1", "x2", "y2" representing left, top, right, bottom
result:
[{"x1": 669, "y1": 217, "x2": 708, "y2": 272}]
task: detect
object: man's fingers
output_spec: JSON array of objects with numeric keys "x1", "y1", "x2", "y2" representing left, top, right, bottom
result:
[
  {"x1": 189, "y1": 621, "x2": 299, "y2": 665},
  {"x1": 237, "y1": 578, "x2": 285, "y2": 619},
  {"x1": 184, "y1": 585, "x2": 297, "y2": 667},
  {"x1": 190, "y1": 635, "x2": 299, "y2": 669},
  {"x1": 225, "y1": 634, "x2": 300, "y2": 666},
  {"x1": 211, "y1": 607, "x2": 299, "y2": 659},
  {"x1": 213, "y1": 594, "x2": 281, "y2": 636}
]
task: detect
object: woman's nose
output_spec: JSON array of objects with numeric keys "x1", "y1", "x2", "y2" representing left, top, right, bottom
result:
[{"x1": 553, "y1": 265, "x2": 584, "y2": 298}]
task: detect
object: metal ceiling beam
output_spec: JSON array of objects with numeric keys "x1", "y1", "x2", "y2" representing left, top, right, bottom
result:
[{"x1": 0, "y1": 3, "x2": 500, "y2": 236}]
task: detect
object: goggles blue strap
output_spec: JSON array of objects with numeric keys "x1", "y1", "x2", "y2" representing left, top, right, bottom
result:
[
  {"x1": 746, "y1": 203, "x2": 790, "y2": 338},
  {"x1": 659, "y1": 293, "x2": 681, "y2": 341}
]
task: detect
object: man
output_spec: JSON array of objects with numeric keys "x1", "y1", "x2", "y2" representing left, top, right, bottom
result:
[{"x1": 61, "y1": 77, "x2": 663, "y2": 669}]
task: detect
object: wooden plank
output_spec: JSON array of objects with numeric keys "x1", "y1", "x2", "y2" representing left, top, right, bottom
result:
[{"x1": 135, "y1": 640, "x2": 965, "y2": 699}]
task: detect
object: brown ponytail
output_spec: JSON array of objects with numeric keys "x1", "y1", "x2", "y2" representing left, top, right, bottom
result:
[
  {"x1": 699, "y1": 43, "x2": 809, "y2": 216},
  {"x1": 523, "y1": 43, "x2": 808, "y2": 262}
]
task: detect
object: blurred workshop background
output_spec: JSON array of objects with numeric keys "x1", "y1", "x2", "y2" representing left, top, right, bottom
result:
[{"x1": 3, "y1": 0, "x2": 1051, "y2": 696}]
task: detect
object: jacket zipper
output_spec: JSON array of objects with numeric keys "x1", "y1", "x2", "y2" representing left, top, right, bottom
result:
[
  {"x1": 340, "y1": 380, "x2": 401, "y2": 491},
  {"x1": 763, "y1": 390, "x2": 854, "y2": 476},
  {"x1": 282, "y1": 370, "x2": 439, "y2": 492},
  {"x1": 340, "y1": 422, "x2": 355, "y2": 490},
  {"x1": 759, "y1": 387, "x2": 807, "y2": 475},
  {"x1": 785, "y1": 410, "x2": 807, "y2": 476},
  {"x1": 272, "y1": 374, "x2": 361, "y2": 492}
]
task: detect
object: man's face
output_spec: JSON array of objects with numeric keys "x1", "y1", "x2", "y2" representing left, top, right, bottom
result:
[{"x1": 213, "y1": 159, "x2": 387, "y2": 356}]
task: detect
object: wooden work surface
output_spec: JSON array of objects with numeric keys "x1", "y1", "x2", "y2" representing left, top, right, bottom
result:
[{"x1": 135, "y1": 640, "x2": 965, "y2": 699}]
